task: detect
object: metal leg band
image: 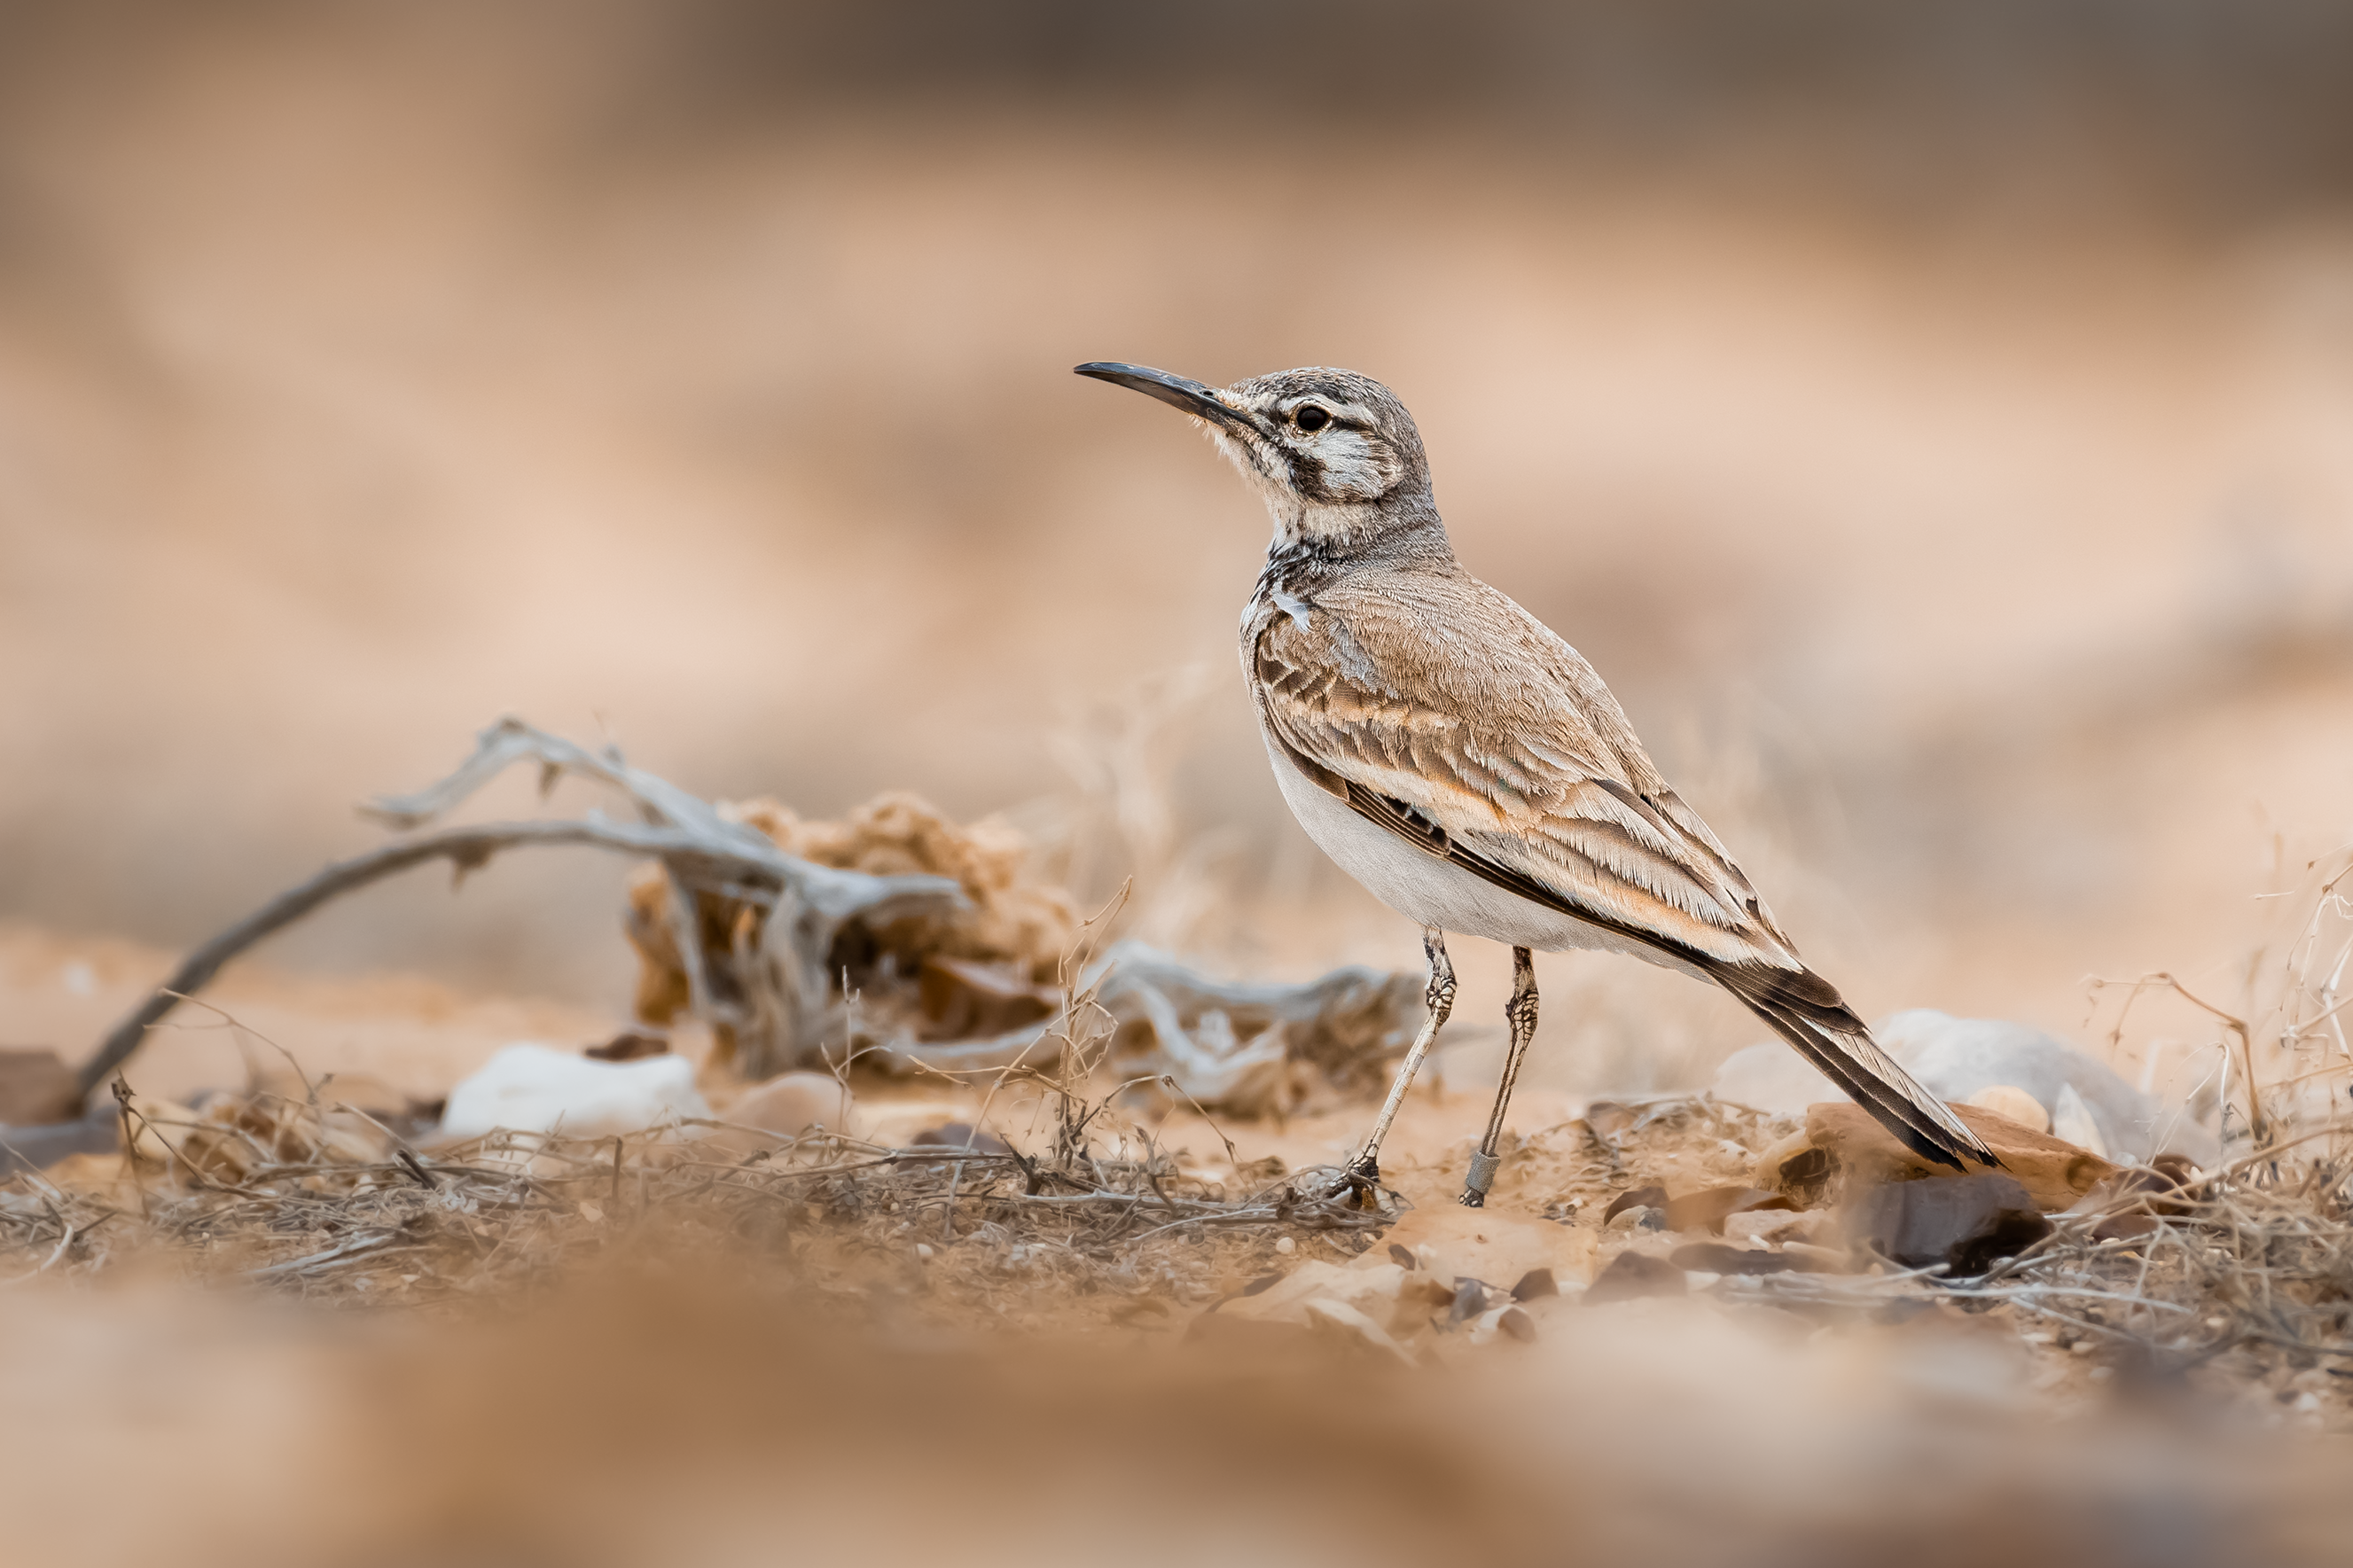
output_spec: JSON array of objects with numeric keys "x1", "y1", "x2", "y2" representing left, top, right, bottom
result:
[{"x1": 1465, "y1": 1148, "x2": 1502, "y2": 1196}]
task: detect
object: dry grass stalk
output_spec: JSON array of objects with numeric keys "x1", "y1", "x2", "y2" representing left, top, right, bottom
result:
[{"x1": 10, "y1": 942, "x2": 1388, "y2": 1312}]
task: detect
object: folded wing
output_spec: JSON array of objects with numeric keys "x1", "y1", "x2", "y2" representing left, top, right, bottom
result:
[{"x1": 1251, "y1": 578, "x2": 1994, "y2": 1170}]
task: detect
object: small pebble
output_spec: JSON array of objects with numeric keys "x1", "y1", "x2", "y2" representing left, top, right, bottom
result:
[
  {"x1": 2089, "y1": 1367, "x2": 2114, "y2": 1381},
  {"x1": 915, "y1": 1243, "x2": 934, "y2": 1261},
  {"x1": 1275, "y1": 1236, "x2": 1296, "y2": 1255}
]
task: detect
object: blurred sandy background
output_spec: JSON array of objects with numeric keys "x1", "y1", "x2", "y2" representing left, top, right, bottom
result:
[{"x1": 3, "y1": 0, "x2": 2350, "y2": 1098}]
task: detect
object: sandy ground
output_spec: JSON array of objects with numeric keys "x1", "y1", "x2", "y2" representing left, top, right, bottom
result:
[
  {"x1": 6, "y1": 956, "x2": 2350, "y2": 1568},
  {"x1": 10, "y1": 901, "x2": 2352, "y2": 1568}
]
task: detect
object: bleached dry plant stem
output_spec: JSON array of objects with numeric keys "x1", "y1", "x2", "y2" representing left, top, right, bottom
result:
[
  {"x1": 82, "y1": 820, "x2": 770, "y2": 1096},
  {"x1": 80, "y1": 717, "x2": 966, "y2": 1097}
]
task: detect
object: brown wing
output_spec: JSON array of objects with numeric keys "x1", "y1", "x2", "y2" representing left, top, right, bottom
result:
[
  {"x1": 1249, "y1": 568, "x2": 1994, "y2": 1169},
  {"x1": 1252, "y1": 571, "x2": 1796, "y2": 966}
]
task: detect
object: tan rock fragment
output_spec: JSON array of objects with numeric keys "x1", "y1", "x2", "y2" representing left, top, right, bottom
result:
[
  {"x1": 1301, "y1": 1299, "x2": 1418, "y2": 1365},
  {"x1": 1662, "y1": 1185, "x2": 1792, "y2": 1235},
  {"x1": 1465, "y1": 1304, "x2": 1539, "y2": 1346},
  {"x1": 1966, "y1": 1084, "x2": 2050, "y2": 1134},
  {"x1": 1794, "y1": 1101, "x2": 2117, "y2": 1213}
]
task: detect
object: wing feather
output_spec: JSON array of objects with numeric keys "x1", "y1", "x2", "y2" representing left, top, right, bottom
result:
[{"x1": 1250, "y1": 571, "x2": 1994, "y2": 1169}]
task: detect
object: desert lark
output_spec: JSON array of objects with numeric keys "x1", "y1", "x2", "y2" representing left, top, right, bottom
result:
[{"x1": 1076, "y1": 360, "x2": 1997, "y2": 1205}]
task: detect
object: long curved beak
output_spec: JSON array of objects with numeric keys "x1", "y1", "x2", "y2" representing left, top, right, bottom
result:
[{"x1": 1074, "y1": 362, "x2": 1262, "y2": 436}]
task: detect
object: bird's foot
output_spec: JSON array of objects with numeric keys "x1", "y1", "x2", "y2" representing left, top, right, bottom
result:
[
  {"x1": 1457, "y1": 1148, "x2": 1501, "y2": 1209},
  {"x1": 1337, "y1": 1154, "x2": 1382, "y2": 1209}
]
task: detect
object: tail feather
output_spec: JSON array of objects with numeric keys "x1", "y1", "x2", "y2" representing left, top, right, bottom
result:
[{"x1": 1714, "y1": 963, "x2": 1997, "y2": 1172}]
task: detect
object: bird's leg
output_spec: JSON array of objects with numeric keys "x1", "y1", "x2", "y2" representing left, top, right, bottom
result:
[
  {"x1": 1341, "y1": 928, "x2": 1453, "y2": 1205},
  {"x1": 1460, "y1": 946, "x2": 1538, "y2": 1208}
]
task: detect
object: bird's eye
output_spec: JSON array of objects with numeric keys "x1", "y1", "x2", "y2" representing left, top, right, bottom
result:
[{"x1": 1294, "y1": 404, "x2": 1331, "y2": 433}]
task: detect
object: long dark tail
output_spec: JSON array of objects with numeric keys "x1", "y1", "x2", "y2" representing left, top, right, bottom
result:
[
  {"x1": 1713, "y1": 962, "x2": 1996, "y2": 1172},
  {"x1": 1361, "y1": 800, "x2": 2002, "y2": 1169}
]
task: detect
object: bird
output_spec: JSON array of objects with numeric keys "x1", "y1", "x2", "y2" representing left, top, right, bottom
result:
[{"x1": 1074, "y1": 360, "x2": 1997, "y2": 1207}]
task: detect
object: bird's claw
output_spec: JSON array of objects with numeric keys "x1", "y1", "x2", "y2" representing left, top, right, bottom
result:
[
  {"x1": 1458, "y1": 1148, "x2": 1501, "y2": 1209},
  {"x1": 1338, "y1": 1155, "x2": 1382, "y2": 1209}
]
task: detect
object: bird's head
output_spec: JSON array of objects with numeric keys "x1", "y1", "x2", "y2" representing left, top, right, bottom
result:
[{"x1": 1075, "y1": 362, "x2": 1435, "y2": 550}]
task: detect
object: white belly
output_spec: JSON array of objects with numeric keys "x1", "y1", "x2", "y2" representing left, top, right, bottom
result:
[{"x1": 1265, "y1": 737, "x2": 1705, "y2": 979}]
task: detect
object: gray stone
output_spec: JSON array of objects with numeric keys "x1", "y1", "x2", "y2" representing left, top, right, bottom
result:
[{"x1": 1708, "y1": 1009, "x2": 2216, "y2": 1164}]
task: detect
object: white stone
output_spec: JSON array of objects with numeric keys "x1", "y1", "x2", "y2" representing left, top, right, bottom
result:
[
  {"x1": 2050, "y1": 1081, "x2": 2109, "y2": 1158},
  {"x1": 1966, "y1": 1083, "x2": 2051, "y2": 1133},
  {"x1": 1708, "y1": 1008, "x2": 2216, "y2": 1163},
  {"x1": 440, "y1": 1043, "x2": 710, "y2": 1140}
]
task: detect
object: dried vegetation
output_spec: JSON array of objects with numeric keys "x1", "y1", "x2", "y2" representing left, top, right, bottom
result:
[
  {"x1": 8, "y1": 722, "x2": 2351, "y2": 1424},
  {"x1": 6, "y1": 947, "x2": 1387, "y2": 1319}
]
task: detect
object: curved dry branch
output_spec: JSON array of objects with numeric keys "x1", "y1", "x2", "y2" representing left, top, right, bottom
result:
[
  {"x1": 362, "y1": 715, "x2": 752, "y2": 848},
  {"x1": 79, "y1": 821, "x2": 752, "y2": 1097},
  {"x1": 81, "y1": 718, "x2": 968, "y2": 1097}
]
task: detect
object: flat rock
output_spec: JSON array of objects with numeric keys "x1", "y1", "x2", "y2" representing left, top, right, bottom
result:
[
  {"x1": 1710, "y1": 1009, "x2": 2215, "y2": 1164},
  {"x1": 439, "y1": 1043, "x2": 710, "y2": 1140},
  {"x1": 1794, "y1": 1101, "x2": 2117, "y2": 1213},
  {"x1": 1880, "y1": 1011, "x2": 2183, "y2": 1161}
]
